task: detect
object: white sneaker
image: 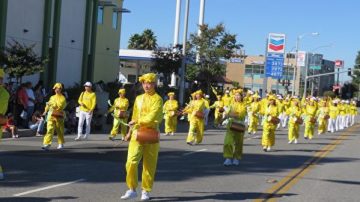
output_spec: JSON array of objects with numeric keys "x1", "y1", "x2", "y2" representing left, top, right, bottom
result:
[
  {"x1": 75, "y1": 136, "x2": 81, "y2": 141},
  {"x1": 81, "y1": 135, "x2": 88, "y2": 140},
  {"x1": 223, "y1": 158, "x2": 232, "y2": 166},
  {"x1": 120, "y1": 190, "x2": 137, "y2": 200},
  {"x1": 294, "y1": 139, "x2": 298, "y2": 144},
  {"x1": 41, "y1": 144, "x2": 51, "y2": 150},
  {"x1": 267, "y1": 147, "x2": 271, "y2": 152},
  {"x1": 170, "y1": 133, "x2": 174, "y2": 136},
  {"x1": 288, "y1": 140, "x2": 293, "y2": 144},
  {"x1": 232, "y1": 159, "x2": 240, "y2": 166},
  {"x1": 57, "y1": 144, "x2": 64, "y2": 149},
  {"x1": 141, "y1": 191, "x2": 150, "y2": 201}
]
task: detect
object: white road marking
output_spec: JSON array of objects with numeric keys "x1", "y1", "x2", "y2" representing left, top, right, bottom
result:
[
  {"x1": 182, "y1": 149, "x2": 208, "y2": 156},
  {"x1": 13, "y1": 178, "x2": 86, "y2": 197}
]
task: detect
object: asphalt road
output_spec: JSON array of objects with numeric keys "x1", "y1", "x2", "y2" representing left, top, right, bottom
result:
[{"x1": 0, "y1": 119, "x2": 359, "y2": 202}]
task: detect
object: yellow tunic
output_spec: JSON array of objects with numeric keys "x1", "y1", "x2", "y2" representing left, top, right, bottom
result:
[
  {"x1": 0, "y1": 87, "x2": 10, "y2": 140},
  {"x1": 78, "y1": 91, "x2": 96, "y2": 112},
  {"x1": 184, "y1": 99, "x2": 206, "y2": 144},
  {"x1": 110, "y1": 97, "x2": 129, "y2": 137},
  {"x1": 262, "y1": 104, "x2": 280, "y2": 147},
  {"x1": 163, "y1": 99, "x2": 179, "y2": 134}
]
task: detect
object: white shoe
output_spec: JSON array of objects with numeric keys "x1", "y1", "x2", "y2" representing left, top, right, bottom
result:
[
  {"x1": 41, "y1": 144, "x2": 51, "y2": 150},
  {"x1": 223, "y1": 158, "x2": 232, "y2": 166},
  {"x1": 121, "y1": 137, "x2": 125, "y2": 141},
  {"x1": 288, "y1": 140, "x2": 293, "y2": 144},
  {"x1": 267, "y1": 147, "x2": 271, "y2": 152},
  {"x1": 232, "y1": 159, "x2": 240, "y2": 166},
  {"x1": 141, "y1": 190, "x2": 150, "y2": 201},
  {"x1": 252, "y1": 132, "x2": 256, "y2": 135},
  {"x1": 81, "y1": 135, "x2": 88, "y2": 140},
  {"x1": 294, "y1": 139, "x2": 298, "y2": 144},
  {"x1": 75, "y1": 136, "x2": 81, "y2": 141},
  {"x1": 57, "y1": 144, "x2": 64, "y2": 149},
  {"x1": 170, "y1": 133, "x2": 174, "y2": 136},
  {"x1": 120, "y1": 190, "x2": 137, "y2": 200}
]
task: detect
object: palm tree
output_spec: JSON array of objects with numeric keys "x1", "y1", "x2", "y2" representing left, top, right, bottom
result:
[{"x1": 127, "y1": 29, "x2": 157, "y2": 50}]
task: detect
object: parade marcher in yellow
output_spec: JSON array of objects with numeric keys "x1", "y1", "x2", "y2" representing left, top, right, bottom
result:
[
  {"x1": 338, "y1": 100, "x2": 346, "y2": 130},
  {"x1": 344, "y1": 100, "x2": 351, "y2": 128},
  {"x1": 261, "y1": 95, "x2": 280, "y2": 152},
  {"x1": 120, "y1": 73, "x2": 163, "y2": 201},
  {"x1": 210, "y1": 95, "x2": 224, "y2": 128},
  {"x1": 223, "y1": 90, "x2": 247, "y2": 166},
  {"x1": 0, "y1": 69, "x2": 10, "y2": 180},
  {"x1": 203, "y1": 95, "x2": 211, "y2": 126},
  {"x1": 75, "y1": 82, "x2": 97, "y2": 141},
  {"x1": 109, "y1": 88, "x2": 129, "y2": 141},
  {"x1": 183, "y1": 90, "x2": 206, "y2": 145},
  {"x1": 247, "y1": 93, "x2": 261, "y2": 135},
  {"x1": 317, "y1": 100, "x2": 330, "y2": 135},
  {"x1": 276, "y1": 95, "x2": 285, "y2": 129},
  {"x1": 288, "y1": 99, "x2": 302, "y2": 144},
  {"x1": 222, "y1": 90, "x2": 232, "y2": 109},
  {"x1": 42, "y1": 83, "x2": 67, "y2": 150},
  {"x1": 163, "y1": 92, "x2": 178, "y2": 136},
  {"x1": 328, "y1": 100, "x2": 339, "y2": 133},
  {"x1": 350, "y1": 100, "x2": 357, "y2": 126},
  {"x1": 304, "y1": 97, "x2": 318, "y2": 140}
]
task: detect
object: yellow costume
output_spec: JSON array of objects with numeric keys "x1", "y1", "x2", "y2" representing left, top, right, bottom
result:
[
  {"x1": 288, "y1": 104, "x2": 302, "y2": 142},
  {"x1": 163, "y1": 92, "x2": 178, "y2": 135},
  {"x1": 210, "y1": 96, "x2": 224, "y2": 127},
  {"x1": 247, "y1": 97, "x2": 260, "y2": 134},
  {"x1": 304, "y1": 102, "x2": 317, "y2": 140},
  {"x1": 0, "y1": 69, "x2": 10, "y2": 140},
  {"x1": 184, "y1": 90, "x2": 206, "y2": 144},
  {"x1": 125, "y1": 73, "x2": 163, "y2": 193},
  {"x1": 261, "y1": 97, "x2": 280, "y2": 151},
  {"x1": 109, "y1": 89, "x2": 129, "y2": 139},
  {"x1": 223, "y1": 99, "x2": 246, "y2": 161},
  {"x1": 317, "y1": 104, "x2": 329, "y2": 135},
  {"x1": 78, "y1": 91, "x2": 96, "y2": 112},
  {"x1": 43, "y1": 83, "x2": 67, "y2": 147}
]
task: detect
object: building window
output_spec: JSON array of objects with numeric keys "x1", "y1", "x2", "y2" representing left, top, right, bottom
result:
[
  {"x1": 128, "y1": 75, "x2": 136, "y2": 83},
  {"x1": 112, "y1": 11, "x2": 118, "y2": 29},
  {"x1": 245, "y1": 65, "x2": 264, "y2": 76},
  {"x1": 97, "y1": 6, "x2": 104, "y2": 24}
]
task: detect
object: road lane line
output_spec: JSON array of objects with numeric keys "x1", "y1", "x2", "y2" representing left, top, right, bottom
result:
[
  {"x1": 254, "y1": 125, "x2": 358, "y2": 202},
  {"x1": 182, "y1": 149, "x2": 208, "y2": 156},
  {"x1": 13, "y1": 178, "x2": 86, "y2": 197}
]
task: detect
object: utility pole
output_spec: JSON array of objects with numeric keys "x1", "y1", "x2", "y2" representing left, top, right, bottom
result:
[{"x1": 179, "y1": 0, "x2": 190, "y2": 106}]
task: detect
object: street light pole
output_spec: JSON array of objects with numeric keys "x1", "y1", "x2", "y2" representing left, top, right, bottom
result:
[
  {"x1": 173, "y1": 0, "x2": 181, "y2": 50},
  {"x1": 179, "y1": 0, "x2": 190, "y2": 106},
  {"x1": 292, "y1": 37, "x2": 299, "y2": 96}
]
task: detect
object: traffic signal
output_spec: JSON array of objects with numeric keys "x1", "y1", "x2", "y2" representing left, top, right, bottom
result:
[{"x1": 348, "y1": 68, "x2": 352, "y2": 76}]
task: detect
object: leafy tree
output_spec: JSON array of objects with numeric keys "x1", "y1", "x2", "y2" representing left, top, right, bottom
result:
[
  {"x1": 351, "y1": 51, "x2": 360, "y2": 98},
  {"x1": 186, "y1": 23, "x2": 243, "y2": 93},
  {"x1": 152, "y1": 50, "x2": 182, "y2": 87},
  {"x1": 128, "y1": 29, "x2": 157, "y2": 50},
  {"x1": 0, "y1": 40, "x2": 47, "y2": 83}
]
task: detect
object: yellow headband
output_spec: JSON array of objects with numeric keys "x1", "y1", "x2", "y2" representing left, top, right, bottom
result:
[
  {"x1": 194, "y1": 90, "x2": 203, "y2": 96},
  {"x1": 52, "y1": 83, "x2": 62, "y2": 89},
  {"x1": 0, "y1": 69, "x2": 4, "y2": 78},
  {"x1": 139, "y1": 73, "x2": 157, "y2": 83},
  {"x1": 168, "y1": 92, "x2": 175, "y2": 96},
  {"x1": 118, "y1": 89, "x2": 126, "y2": 95}
]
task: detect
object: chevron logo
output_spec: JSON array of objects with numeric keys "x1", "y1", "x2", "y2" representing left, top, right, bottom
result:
[{"x1": 269, "y1": 39, "x2": 284, "y2": 52}]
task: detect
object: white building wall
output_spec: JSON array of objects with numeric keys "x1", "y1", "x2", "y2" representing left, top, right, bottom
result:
[
  {"x1": 56, "y1": 0, "x2": 86, "y2": 87},
  {"x1": 5, "y1": 0, "x2": 44, "y2": 84}
]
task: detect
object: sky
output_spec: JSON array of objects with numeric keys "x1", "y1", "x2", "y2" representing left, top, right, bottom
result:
[{"x1": 120, "y1": 0, "x2": 360, "y2": 82}]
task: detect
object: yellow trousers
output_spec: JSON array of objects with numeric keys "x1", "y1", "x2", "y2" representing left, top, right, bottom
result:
[
  {"x1": 110, "y1": 117, "x2": 128, "y2": 138},
  {"x1": 262, "y1": 122, "x2": 276, "y2": 147},
  {"x1": 304, "y1": 120, "x2": 315, "y2": 139},
  {"x1": 223, "y1": 128, "x2": 244, "y2": 159},
  {"x1": 186, "y1": 118, "x2": 204, "y2": 144},
  {"x1": 164, "y1": 116, "x2": 177, "y2": 134},
  {"x1": 214, "y1": 111, "x2": 222, "y2": 126},
  {"x1": 288, "y1": 122, "x2": 299, "y2": 141},
  {"x1": 248, "y1": 115, "x2": 259, "y2": 133},
  {"x1": 43, "y1": 118, "x2": 64, "y2": 145},
  {"x1": 318, "y1": 118, "x2": 327, "y2": 134},
  {"x1": 126, "y1": 137, "x2": 159, "y2": 192}
]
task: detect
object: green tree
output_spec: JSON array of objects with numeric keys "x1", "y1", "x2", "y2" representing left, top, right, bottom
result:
[
  {"x1": 128, "y1": 29, "x2": 157, "y2": 50},
  {"x1": 0, "y1": 40, "x2": 47, "y2": 83},
  {"x1": 351, "y1": 51, "x2": 360, "y2": 98},
  {"x1": 152, "y1": 50, "x2": 182, "y2": 87},
  {"x1": 186, "y1": 23, "x2": 243, "y2": 93}
]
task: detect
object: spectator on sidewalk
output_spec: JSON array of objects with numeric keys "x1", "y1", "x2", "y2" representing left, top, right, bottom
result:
[
  {"x1": 34, "y1": 80, "x2": 46, "y2": 112},
  {"x1": 15, "y1": 83, "x2": 28, "y2": 128},
  {"x1": 29, "y1": 111, "x2": 45, "y2": 136},
  {"x1": 2, "y1": 114, "x2": 19, "y2": 139},
  {"x1": 25, "y1": 82, "x2": 36, "y2": 127}
]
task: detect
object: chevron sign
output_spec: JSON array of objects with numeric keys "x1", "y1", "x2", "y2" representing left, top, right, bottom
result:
[{"x1": 267, "y1": 33, "x2": 286, "y2": 54}]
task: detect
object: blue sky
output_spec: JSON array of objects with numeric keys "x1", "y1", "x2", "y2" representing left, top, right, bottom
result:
[{"x1": 120, "y1": 0, "x2": 360, "y2": 82}]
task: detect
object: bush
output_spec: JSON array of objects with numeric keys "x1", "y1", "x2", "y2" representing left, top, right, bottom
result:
[{"x1": 323, "y1": 91, "x2": 336, "y2": 98}]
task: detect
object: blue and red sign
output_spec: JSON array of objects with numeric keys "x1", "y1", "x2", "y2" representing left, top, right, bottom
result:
[{"x1": 267, "y1": 33, "x2": 286, "y2": 54}]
